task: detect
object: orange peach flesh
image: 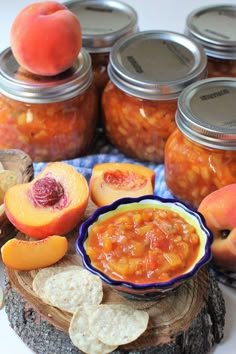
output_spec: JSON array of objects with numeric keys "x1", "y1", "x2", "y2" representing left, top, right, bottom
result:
[
  {"x1": 4, "y1": 162, "x2": 89, "y2": 238},
  {"x1": 89, "y1": 163, "x2": 155, "y2": 207},
  {"x1": 1, "y1": 235, "x2": 68, "y2": 271}
]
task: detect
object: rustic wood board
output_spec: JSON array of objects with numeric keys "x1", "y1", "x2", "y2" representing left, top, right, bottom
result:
[{"x1": 4, "y1": 201, "x2": 226, "y2": 353}]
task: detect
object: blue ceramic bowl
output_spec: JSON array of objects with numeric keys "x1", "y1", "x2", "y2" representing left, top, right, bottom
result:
[{"x1": 76, "y1": 195, "x2": 213, "y2": 300}]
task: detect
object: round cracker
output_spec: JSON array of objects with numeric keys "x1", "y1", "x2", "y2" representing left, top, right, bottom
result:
[
  {"x1": 89, "y1": 303, "x2": 149, "y2": 346},
  {"x1": 37, "y1": 268, "x2": 103, "y2": 313},
  {"x1": 69, "y1": 304, "x2": 117, "y2": 354},
  {"x1": 32, "y1": 264, "x2": 82, "y2": 298},
  {"x1": 0, "y1": 285, "x2": 4, "y2": 310}
]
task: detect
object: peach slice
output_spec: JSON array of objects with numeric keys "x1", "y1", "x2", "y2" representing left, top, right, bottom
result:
[
  {"x1": 10, "y1": 1, "x2": 82, "y2": 76},
  {"x1": 1, "y1": 235, "x2": 68, "y2": 271},
  {"x1": 198, "y1": 183, "x2": 236, "y2": 271},
  {"x1": 89, "y1": 162, "x2": 155, "y2": 207},
  {"x1": 4, "y1": 162, "x2": 89, "y2": 239}
]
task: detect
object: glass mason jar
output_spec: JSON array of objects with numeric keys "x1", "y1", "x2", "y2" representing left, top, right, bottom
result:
[
  {"x1": 165, "y1": 78, "x2": 236, "y2": 209},
  {"x1": 102, "y1": 30, "x2": 207, "y2": 163},
  {"x1": 65, "y1": 0, "x2": 138, "y2": 97},
  {"x1": 185, "y1": 4, "x2": 236, "y2": 78},
  {"x1": 0, "y1": 47, "x2": 98, "y2": 162}
]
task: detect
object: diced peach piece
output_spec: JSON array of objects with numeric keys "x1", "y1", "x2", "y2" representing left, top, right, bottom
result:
[
  {"x1": 198, "y1": 184, "x2": 236, "y2": 271},
  {"x1": 1, "y1": 235, "x2": 68, "y2": 271},
  {"x1": 10, "y1": 1, "x2": 82, "y2": 76},
  {"x1": 89, "y1": 162, "x2": 155, "y2": 207},
  {"x1": 4, "y1": 162, "x2": 89, "y2": 239}
]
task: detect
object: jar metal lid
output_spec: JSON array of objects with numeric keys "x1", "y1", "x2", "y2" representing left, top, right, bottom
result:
[
  {"x1": 176, "y1": 77, "x2": 236, "y2": 150},
  {"x1": 185, "y1": 4, "x2": 236, "y2": 60},
  {"x1": 0, "y1": 47, "x2": 93, "y2": 103},
  {"x1": 64, "y1": 0, "x2": 138, "y2": 53},
  {"x1": 107, "y1": 30, "x2": 207, "y2": 100}
]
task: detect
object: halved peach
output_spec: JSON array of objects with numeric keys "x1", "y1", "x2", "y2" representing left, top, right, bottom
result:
[
  {"x1": 198, "y1": 183, "x2": 236, "y2": 271},
  {"x1": 89, "y1": 162, "x2": 155, "y2": 207},
  {"x1": 1, "y1": 235, "x2": 68, "y2": 270},
  {"x1": 4, "y1": 162, "x2": 89, "y2": 238}
]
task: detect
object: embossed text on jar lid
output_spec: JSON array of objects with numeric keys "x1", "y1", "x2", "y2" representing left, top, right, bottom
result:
[
  {"x1": 185, "y1": 4, "x2": 236, "y2": 60},
  {"x1": 176, "y1": 77, "x2": 236, "y2": 150},
  {"x1": 107, "y1": 30, "x2": 207, "y2": 100},
  {"x1": 64, "y1": 0, "x2": 138, "y2": 53},
  {"x1": 0, "y1": 47, "x2": 93, "y2": 103}
]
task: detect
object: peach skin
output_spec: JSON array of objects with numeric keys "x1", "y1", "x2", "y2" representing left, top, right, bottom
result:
[
  {"x1": 1, "y1": 235, "x2": 68, "y2": 271},
  {"x1": 198, "y1": 183, "x2": 236, "y2": 271},
  {"x1": 89, "y1": 162, "x2": 155, "y2": 207},
  {"x1": 4, "y1": 162, "x2": 89, "y2": 239},
  {"x1": 10, "y1": 1, "x2": 82, "y2": 76}
]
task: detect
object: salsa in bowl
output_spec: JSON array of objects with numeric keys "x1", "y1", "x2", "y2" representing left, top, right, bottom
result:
[{"x1": 76, "y1": 195, "x2": 213, "y2": 300}]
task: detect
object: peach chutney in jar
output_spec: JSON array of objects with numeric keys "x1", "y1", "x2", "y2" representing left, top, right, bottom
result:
[
  {"x1": 102, "y1": 30, "x2": 207, "y2": 163},
  {"x1": 65, "y1": 0, "x2": 138, "y2": 96},
  {"x1": 165, "y1": 78, "x2": 236, "y2": 209},
  {"x1": 185, "y1": 4, "x2": 236, "y2": 78},
  {"x1": 0, "y1": 47, "x2": 98, "y2": 162},
  {"x1": 85, "y1": 202, "x2": 201, "y2": 284}
]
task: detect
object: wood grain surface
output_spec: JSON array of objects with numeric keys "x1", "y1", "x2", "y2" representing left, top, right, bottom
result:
[{"x1": 5, "y1": 200, "x2": 226, "y2": 353}]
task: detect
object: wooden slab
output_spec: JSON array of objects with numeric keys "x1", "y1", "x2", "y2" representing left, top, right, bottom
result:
[{"x1": 4, "y1": 201, "x2": 226, "y2": 353}]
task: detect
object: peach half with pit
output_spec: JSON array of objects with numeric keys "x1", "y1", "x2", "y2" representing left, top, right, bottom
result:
[
  {"x1": 198, "y1": 184, "x2": 236, "y2": 272},
  {"x1": 4, "y1": 162, "x2": 89, "y2": 239},
  {"x1": 89, "y1": 162, "x2": 155, "y2": 207},
  {"x1": 10, "y1": 1, "x2": 82, "y2": 76}
]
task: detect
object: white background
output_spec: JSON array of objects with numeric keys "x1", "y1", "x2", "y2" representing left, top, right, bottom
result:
[{"x1": 1, "y1": 1, "x2": 236, "y2": 353}]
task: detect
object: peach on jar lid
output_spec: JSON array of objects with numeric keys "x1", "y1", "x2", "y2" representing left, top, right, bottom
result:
[{"x1": 0, "y1": 48, "x2": 98, "y2": 162}]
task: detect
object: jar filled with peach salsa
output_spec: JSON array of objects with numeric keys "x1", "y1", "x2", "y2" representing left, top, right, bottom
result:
[
  {"x1": 102, "y1": 30, "x2": 207, "y2": 162},
  {"x1": 185, "y1": 4, "x2": 236, "y2": 78},
  {"x1": 0, "y1": 47, "x2": 98, "y2": 162},
  {"x1": 165, "y1": 77, "x2": 236, "y2": 209},
  {"x1": 65, "y1": 0, "x2": 138, "y2": 97}
]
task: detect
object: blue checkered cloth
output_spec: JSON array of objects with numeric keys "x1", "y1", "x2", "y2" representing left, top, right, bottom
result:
[
  {"x1": 33, "y1": 143, "x2": 173, "y2": 200},
  {"x1": 33, "y1": 141, "x2": 236, "y2": 288}
]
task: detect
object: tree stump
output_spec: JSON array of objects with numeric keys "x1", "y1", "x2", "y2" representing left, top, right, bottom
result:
[
  {"x1": 3, "y1": 202, "x2": 226, "y2": 354},
  {"x1": 4, "y1": 254, "x2": 225, "y2": 353}
]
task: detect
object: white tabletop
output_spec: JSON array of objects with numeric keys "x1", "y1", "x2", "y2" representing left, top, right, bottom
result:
[{"x1": 1, "y1": 1, "x2": 236, "y2": 353}]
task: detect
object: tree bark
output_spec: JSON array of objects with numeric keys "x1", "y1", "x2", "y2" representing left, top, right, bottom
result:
[{"x1": 4, "y1": 266, "x2": 225, "y2": 354}]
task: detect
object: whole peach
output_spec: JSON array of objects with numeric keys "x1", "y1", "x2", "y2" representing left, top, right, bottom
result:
[
  {"x1": 198, "y1": 184, "x2": 236, "y2": 271},
  {"x1": 10, "y1": 1, "x2": 82, "y2": 76}
]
